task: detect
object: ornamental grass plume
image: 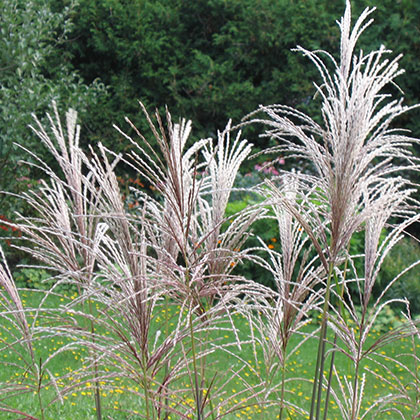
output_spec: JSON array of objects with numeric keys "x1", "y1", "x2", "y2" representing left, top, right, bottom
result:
[
  {"x1": 2, "y1": 101, "x2": 266, "y2": 419},
  {"x1": 109, "y1": 104, "x2": 264, "y2": 324},
  {"x1": 97, "y1": 104, "x2": 265, "y2": 418},
  {"x1": 1, "y1": 103, "x2": 109, "y2": 420},
  {"x1": 15, "y1": 103, "x2": 109, "y2": 419},
  {"x1": 244, "y1": 1, "x2": 419, "y2": 419}
]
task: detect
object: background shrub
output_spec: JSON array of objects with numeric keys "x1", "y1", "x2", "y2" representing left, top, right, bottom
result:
[{"x1": 378, "y1": 236, "x2": 420, "y2": 313}]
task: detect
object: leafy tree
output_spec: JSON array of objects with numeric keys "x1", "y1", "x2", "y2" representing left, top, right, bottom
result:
[
  {"x1": 0, "y1": 0, "x2": 107, "y2": 216},
  {"x1": 62, "y1": 0, "x2": 343, "y2": 149}
]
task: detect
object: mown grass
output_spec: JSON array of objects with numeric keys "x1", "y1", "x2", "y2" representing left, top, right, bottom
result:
[{"x1": 1, "y1": 288, "x2": 418, "y2": 420}]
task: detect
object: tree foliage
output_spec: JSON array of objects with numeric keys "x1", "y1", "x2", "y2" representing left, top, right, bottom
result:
[
  {"x1": 63, "y1": 0, "x2": 420, "y2": 144},
  {"x1": 63, "y1": 0, "x2": 343, "y2": 146},
  {"x1": 0, "y1": 0, "x2": 106, "y2": 215}
]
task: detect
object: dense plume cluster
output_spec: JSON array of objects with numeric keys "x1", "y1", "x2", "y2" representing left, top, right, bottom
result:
[{"x1": 0, "y1": 1, "x2": 419, "y2": 419}]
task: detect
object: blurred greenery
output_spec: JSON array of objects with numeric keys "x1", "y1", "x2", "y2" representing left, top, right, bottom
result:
[
  {"x1": 57, "y1": 0, "x2": 420, "y2": 147},
  {"x1": 378, "y1": 236, "x2": 420, "y2": 314},
  {"x1": 0, "y1": 0, "x2": 107, "y2": 221}
]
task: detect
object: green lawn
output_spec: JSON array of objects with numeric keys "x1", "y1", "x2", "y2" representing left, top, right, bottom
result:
[{"x1": 0, "y1": 289, "x2": 418, "y2": 420}]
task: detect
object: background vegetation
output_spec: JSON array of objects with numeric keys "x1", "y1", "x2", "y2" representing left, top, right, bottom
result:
[{"x1": 62, "y1": 0, "x2": 420, "y2": 139}]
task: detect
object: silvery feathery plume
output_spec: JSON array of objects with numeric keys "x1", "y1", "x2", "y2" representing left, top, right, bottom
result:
[
  {"x1": 113, "y1": 103, "x2": 261, "y2": 305},
  {"x1": 200, "y1": 121, "x2": 258, "y2": 276},
  {"x1": 245, "y1": 0, "x2": 419, "y2": 266},
  {"x1": 244, "y1": 1, "x2": 419, "y2": 419},
  {"x1": 0, "y1": 246, "x2": 30, "y2": 354},
  {"x1": 15, "y1": 102, "x2": 105, "y2": 287},
  {"x1": 13, "y1": 103, "x2": 113, "y2": 420},
  {"x1": 113, "y1": 103, "x2": 208, "y2": 266},
  {"x1": 239, "y1": 175, "x2": 324, "y2": 418}
]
